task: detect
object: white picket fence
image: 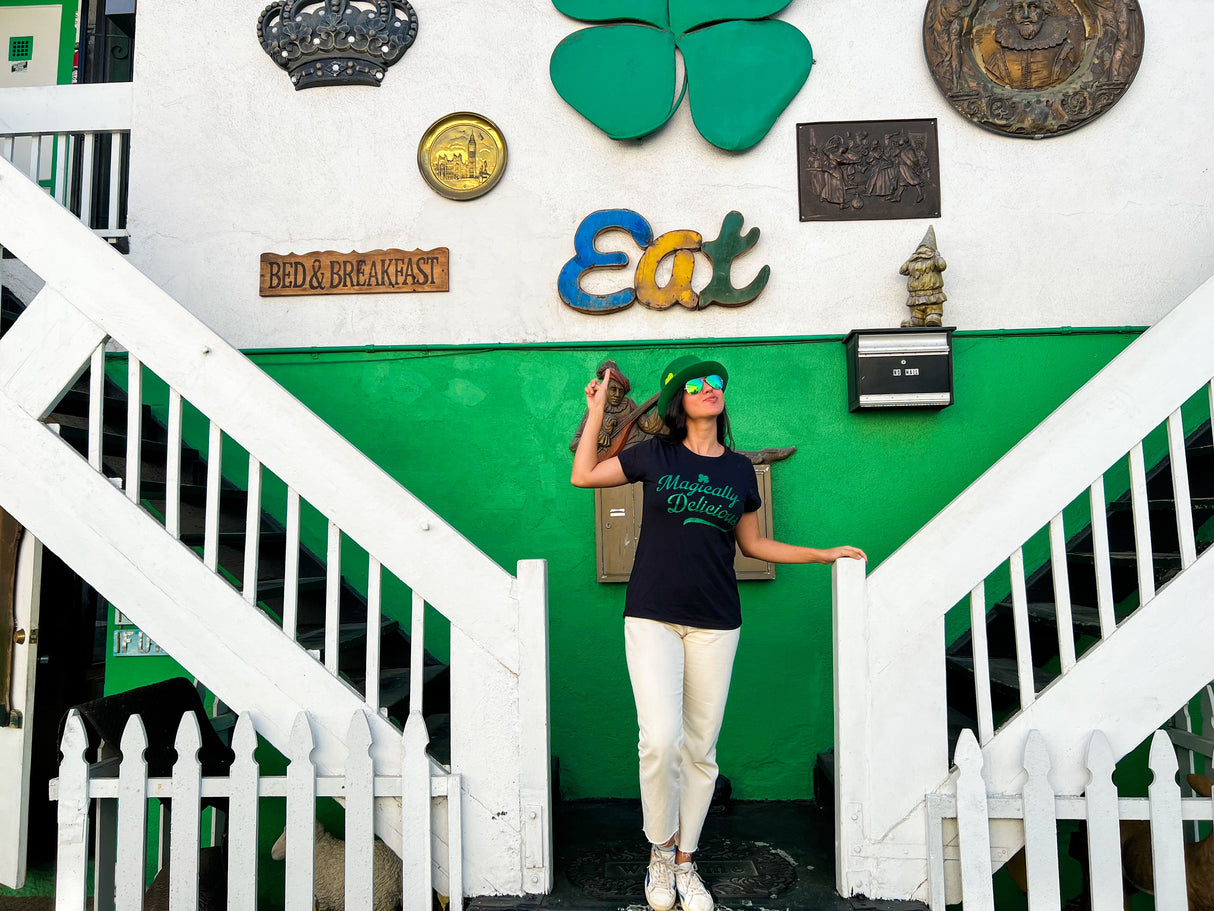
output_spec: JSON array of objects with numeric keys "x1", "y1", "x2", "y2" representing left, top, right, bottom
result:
[
  {"x1": 52, "y1": 707, "x2": 461, "y2": 911},
  {"x1": 927, "y1": 727, "x2": 1213, "y2": 910}
]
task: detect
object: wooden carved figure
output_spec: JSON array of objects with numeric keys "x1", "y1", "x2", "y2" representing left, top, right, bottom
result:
[{"x1": 569, "y1": 360, "x2": 664, "y2": 461}]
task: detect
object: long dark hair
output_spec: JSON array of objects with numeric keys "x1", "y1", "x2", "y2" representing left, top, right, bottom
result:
[{"x1": 661, "y1": 393, "x2": 734, "y2": 449}]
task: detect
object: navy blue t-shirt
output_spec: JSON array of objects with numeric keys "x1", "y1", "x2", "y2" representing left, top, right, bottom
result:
[{"x1": 617, "y1": 438, "x2": 762, "y2": 630}]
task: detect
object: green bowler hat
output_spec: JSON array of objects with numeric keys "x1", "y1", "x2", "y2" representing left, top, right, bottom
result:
[{"x1": 656, "y1": 355, "x2": 729, "y2": 418}]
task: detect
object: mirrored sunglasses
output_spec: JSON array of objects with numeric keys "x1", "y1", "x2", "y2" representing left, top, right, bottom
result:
[{"x1": 684, "y1": 375, "x2": 725, "y2": 396}]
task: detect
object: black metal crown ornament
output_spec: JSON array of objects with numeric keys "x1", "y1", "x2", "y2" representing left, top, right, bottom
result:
[{"x1": 257, "y1": 0, "x2": 418, "y2": 90}]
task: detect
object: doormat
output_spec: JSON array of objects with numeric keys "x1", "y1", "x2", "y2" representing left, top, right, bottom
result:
[{"x1": 564, "y1": 836, "x2": 797, "y2": 900}]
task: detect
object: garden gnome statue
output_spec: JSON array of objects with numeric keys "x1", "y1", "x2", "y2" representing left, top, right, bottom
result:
[{"x1": 900, "y1": 225, "x2": 947, "y2": 327}]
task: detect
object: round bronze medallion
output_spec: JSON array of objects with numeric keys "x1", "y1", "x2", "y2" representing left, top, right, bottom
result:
[
  {"x1": 923, "y1": 0, "x2": 1144, "y2": 138},
  {"x1": 417, "y1": 112, "x2": 507, "y2": 200}
]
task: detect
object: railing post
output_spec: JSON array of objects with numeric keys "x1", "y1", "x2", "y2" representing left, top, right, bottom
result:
[
  {"x1": 835, "y1": 556, "x2": 949, "y2": 902},
  {"x1": 517, "y1": 559, "x2": 551, "y2": 895},
  {"x1": 833, "y1": 557, "x2": 871, "y2": 898}
]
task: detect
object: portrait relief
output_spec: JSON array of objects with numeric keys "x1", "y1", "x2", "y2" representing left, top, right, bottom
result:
[{"x1": 923, "y1": 0, "x2": 1144, "y2": 137}]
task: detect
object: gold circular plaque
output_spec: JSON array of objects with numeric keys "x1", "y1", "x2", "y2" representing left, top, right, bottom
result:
[{"x1": 417, "y1": 112, "x2": 508, "y2": 200}]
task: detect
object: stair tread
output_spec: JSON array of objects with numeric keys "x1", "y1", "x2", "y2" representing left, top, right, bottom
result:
[
  {"x1": 1004, "y1": 600, "x2": 1103, "y2": 630},
  {"x1": 1107, "y1": 496, "x2": 1214, "y2": 511},
  {"x1": 947, "y1": 654, "x2": 1053, "y2": 691},
  {"x1": 295, "y1": 617, "x2": 401, "y2": 649},
  {"x1": 1068, "y1": 549, "x2": 1184, "y2": 563}
]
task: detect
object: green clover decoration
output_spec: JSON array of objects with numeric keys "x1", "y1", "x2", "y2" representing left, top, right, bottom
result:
[{"x1": 549, "y1": 1, "x2": 813, "y2": 152}]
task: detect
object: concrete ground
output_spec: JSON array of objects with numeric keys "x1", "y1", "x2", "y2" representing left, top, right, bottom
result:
[{"x1": 470, "y1": 799, "x2": 926, "y2": 911}]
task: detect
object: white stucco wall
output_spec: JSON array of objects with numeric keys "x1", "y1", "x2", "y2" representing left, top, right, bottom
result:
[{"x1": 127, "y1": 0, "x2": 1214, "y2": 349}]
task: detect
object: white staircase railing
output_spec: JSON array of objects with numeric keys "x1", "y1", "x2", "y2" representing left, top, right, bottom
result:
[
  {"x1": 833, "y1": 272, "x2": 1214, "y2": 902},
  {"x1": 0, "y1": 83, "x2": 132, "y2": 242},
  {"x1": 0, "y1": 154, "x2": 551, "y2": 901}
]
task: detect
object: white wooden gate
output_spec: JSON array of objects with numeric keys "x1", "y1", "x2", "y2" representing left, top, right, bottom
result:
[
  {"x1": 52, "y1": 708, "x2": 462, "y2": 911},
  {"x1": 926, "y1": 728, "x2": 1211, "y2": 910}
]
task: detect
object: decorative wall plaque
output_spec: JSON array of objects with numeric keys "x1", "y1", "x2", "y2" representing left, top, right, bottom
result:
[
  {"x1": 558, "y1": 209, "x2": 769, "y2": 314},
  {"x1": 923, "y1": 0, "x2": 1144, "y2": 138},
  {"x1": 417, "y1": 113, "x2": 508, "y2": 200},
  {"x1": 257, "y1": 0, "x2": 418, "y2": 90},
  {"x1": 797, "y1": 119, "x2": 940, "y2": 222},
  {"x1": 259, "y1": 248, "x2": 449, "y2": 296}
]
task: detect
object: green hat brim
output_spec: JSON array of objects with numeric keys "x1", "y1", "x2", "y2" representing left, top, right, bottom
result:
[{"x1": 656, "y1": 356, "x2": 729, "y2": 418}]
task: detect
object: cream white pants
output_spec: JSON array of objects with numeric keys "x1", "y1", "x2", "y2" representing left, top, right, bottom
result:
[{"x1": 624, "y1": 617, "x2": 741, "y2": 853}]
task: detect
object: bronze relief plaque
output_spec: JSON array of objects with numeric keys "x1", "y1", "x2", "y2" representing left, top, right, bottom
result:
[
  {"x1": 924, "y1": 0, "x2": 1144, "y2": 138},
  {"x1": 797, "y1": 119, "x2": 940, "y2": 222}
]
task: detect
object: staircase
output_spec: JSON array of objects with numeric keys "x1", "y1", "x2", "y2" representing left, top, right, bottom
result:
[
  {"x1": 831, "y1": 271, "x2": 1214, "y2": 904},
  {"x1": 0, "y1": 156, "x2": 551, "y2": 898},
  {"x1": 3, "y1": 293, "x2": 455, "y2": 759},
  {"x1": 945, "y1": 420, "x2": 1214, "y2": 744}
]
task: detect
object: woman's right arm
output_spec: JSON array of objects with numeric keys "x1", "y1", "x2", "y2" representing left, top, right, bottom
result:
[{"x1": 571, "y1": 370, "x2": 629, "y2": 488}]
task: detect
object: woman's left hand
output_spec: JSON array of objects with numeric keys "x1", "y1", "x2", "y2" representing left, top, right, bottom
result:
[{"x1": 825, "y1": 545, "x2": 867, "y2": 563}]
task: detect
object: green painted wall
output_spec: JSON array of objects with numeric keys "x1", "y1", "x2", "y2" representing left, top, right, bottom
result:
[
  {"x1": 142, "y1": 330, "x2": 1131, "y2": 800},
  {"x1": 101, "y1": 330, "x2": 1143, "y2": 798}
]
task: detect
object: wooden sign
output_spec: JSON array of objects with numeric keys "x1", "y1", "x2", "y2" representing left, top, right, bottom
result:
[{"x1": 259, "y1": 248, "x2": 449, "y2": 297}]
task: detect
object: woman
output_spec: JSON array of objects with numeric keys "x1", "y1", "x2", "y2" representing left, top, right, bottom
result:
[{"x1": 571, "y1": 354, "x2": 866, "y2": 911}]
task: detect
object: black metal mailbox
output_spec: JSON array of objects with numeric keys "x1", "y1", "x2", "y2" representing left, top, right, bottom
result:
[{"x1": 843, "y1": 327, "x2": 955, "y2": 411}]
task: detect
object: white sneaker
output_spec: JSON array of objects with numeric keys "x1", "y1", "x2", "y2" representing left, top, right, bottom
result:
[
  {"x1": 674, "y1": 861, "x2": 714, "y2": 911},
  {"x1": 644, "y1": 844, "x2": 678, "y2": 911}
]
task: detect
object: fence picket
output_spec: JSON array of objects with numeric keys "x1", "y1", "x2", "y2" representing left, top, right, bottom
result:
[
  {"x1": 345, "y1": 712, "x2": 375, "y2": 911},
  {"x1": 285, "y1": 713, "x2": 317, "y2": 911},
  {"x1": 1009, "y1": 548, "x2": 1036, "y2": 709},
  {"x1": 55, "y1": 711, "x2": 91, "y2": 911},
  {"x1": 116, "y1": 716, "x2": 149, "y2": 911},
  {"x1": 403, "y1": 711, "x2": 433, "y2": 911},
  {"x1": 954, "y1": 729, "x2": 995, "y2": 910},
  {"x1": 169, "y1": 714, "x2": 202, "y2": 911},
  {"x1": 226, "y1": 715, "x2": 259, "y2": 911},
  {"x1": 1021, "y1": 732, "x2": 1061, "y2": 911},
  {"x1": 1147, "y1": 730, "x2": 1186, "y2": 910},
  {"x1": 1083, "y1": 732, "x2": 1122, "y2": 911}
]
